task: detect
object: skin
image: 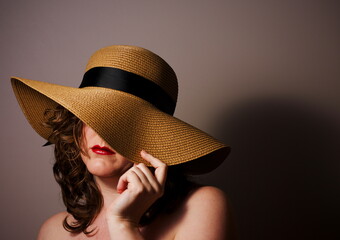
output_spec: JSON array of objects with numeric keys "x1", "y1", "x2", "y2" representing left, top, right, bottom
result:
[{"x1": 37, "y1": 124, "x2": 235, "y2": 240}]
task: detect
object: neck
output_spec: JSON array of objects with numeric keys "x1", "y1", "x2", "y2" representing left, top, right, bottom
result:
[{"x1": 94, "y1": 176, "x2": 120, "y2": 210}]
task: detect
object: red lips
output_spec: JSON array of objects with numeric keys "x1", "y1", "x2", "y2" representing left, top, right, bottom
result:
[{"x1": 91, "y1": 145, "x2": 115, "y2": 155}]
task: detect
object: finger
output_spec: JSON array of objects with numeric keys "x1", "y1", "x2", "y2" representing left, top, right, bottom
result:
[
  {"x1": 116, "y1": 169, "x2": 142, "y2": 194},
  {"x1": 116, "y1": 173, "x2": 128, "y2": 194},
  {"x1": 140, "y1": 150, "x2": 168, "y2": 186},
  {"x1": 130, "y1": 166, "x2": 152, "y2": 191},
  {"x1": 135, "y1": 163, "x2": 161, "y2": 191}
]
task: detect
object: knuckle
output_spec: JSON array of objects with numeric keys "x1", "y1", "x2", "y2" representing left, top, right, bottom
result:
[
  {"x1": 154, "y1": 185, "x2": 164, "y2": 197},
  {"x1": 158, "y1": 188, "x2": 165, "y2": 197},
  {"x1": 160, "y1": 162, "x2": 167, "y2": 169},
  {"x1": 132, "y1": 166, "x2": 139, "y2": 171},
  {"x1": 138, "y1": 163, "x2": 146, "y2": 168},
  {"x1": 127, "y1": 170, "x2": 135, "y2": 177},
  {"x1": 134, "y1": 185, "x2": 144, "y2": 194},
  {"x1": 146, "y1": 186, "x2": 154, "y2": 194}
]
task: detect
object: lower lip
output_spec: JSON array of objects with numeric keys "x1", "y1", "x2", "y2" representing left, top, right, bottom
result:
[{"x1": 91, "y1": 146, "x2": 115, "y2": 155}]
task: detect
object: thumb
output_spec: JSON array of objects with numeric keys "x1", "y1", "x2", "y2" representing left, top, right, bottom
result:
[{"x1": 116, "y1": 173, "x2": 128, "y2": 194}]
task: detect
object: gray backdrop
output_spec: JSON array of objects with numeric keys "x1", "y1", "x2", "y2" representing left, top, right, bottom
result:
[{"x1": 1, "y1": 0, "x2": 339, "y2": 239}]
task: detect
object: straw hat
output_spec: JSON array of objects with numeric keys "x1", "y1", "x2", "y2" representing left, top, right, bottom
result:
[{"x1": 11, "y1": 45, "x2": 230, "y2": 174}]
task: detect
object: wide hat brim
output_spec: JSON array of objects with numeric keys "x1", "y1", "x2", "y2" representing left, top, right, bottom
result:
[{"x1": 11, "y1": 77, "x2": 230, "y2": 174}]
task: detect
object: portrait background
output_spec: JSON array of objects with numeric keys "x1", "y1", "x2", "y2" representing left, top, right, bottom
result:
[{"x1": 1, "y1": 0, "x2": 339, "y2": 239}]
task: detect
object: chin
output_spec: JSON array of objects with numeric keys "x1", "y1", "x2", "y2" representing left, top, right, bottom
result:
[
  {"x1": 90, "y1": 170, "x2": 117, "y2": 178},
  {"x1": 85, "y1": 158, "x2": 132, "y2": 178},
  {"x1": 86, "y1": 162, "x2": 115, "y2": 177}
]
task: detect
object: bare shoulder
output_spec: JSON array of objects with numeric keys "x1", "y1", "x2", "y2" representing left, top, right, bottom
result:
[
  {"x1": 186, "y1": 185, "x2": 229, "y2": 206},
  {"x1": 184, "y1": 186, "x2": 231, "y2": 222},
  {"x1": 175, "y1": 186, "x2": 236, "y2": 240},
  {"x1": 37, "y1": 211, "x2": 70, "y2": 240}
]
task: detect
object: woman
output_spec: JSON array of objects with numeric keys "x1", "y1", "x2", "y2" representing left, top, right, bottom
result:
[{"x1": 11, "y1": 45, "x2": 234, "y2": 239}]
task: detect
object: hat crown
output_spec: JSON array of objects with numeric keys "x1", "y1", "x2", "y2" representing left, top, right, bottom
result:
[{"x1": 85, "y1": 45, "x2": 178, "y2": 103}]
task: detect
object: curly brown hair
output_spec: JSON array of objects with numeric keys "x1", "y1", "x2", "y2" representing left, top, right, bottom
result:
[{"x1": 43, "y1": 105, "x2": 197, "y2": 235}]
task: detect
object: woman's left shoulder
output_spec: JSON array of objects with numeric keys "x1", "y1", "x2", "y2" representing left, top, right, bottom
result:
[
  {"x1": 185, "y1": 186, "x2": 230, "y2": 216},
  {"x1": 174, "y1": 186, "x2": 236, "y2": 239},
  {"x1": 187, "y1": 185, "x2": 228, "y2": 204}
]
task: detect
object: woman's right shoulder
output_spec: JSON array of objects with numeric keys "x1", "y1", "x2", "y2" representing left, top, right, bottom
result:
[{"x1": 37, "y1": 211, "x2": 71, "y2": 240}]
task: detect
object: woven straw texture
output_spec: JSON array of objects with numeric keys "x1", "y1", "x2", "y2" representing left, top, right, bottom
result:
[
  {"x1": 86, "y1": 45, "x2": 178, "y2": 102},
  {"x1": 11, "y1": 45, "x2": 229, "y2": 174}
]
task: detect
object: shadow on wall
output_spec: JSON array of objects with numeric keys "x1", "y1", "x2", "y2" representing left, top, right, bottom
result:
[{"x1": 200, "y1": 97, "x2": 340, "y2": 240}]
